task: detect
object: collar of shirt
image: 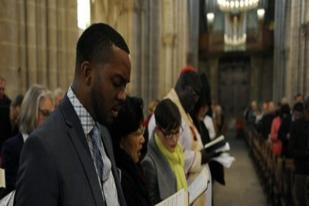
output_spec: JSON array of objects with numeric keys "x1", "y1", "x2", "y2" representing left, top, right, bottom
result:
[
  {"x1": 67, "y1": 87, "x2": 96, "y2": 136},
  {"x1": 22, "y1": 133, "x2": 29, "y2": 142}
]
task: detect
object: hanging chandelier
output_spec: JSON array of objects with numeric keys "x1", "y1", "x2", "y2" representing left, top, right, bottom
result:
[
  {"x1": 217, "y1": 0, "x2": 259, "y2": 13},
  {"x1": 217, "y1": 0, "x2": 260, "y2": 49}
]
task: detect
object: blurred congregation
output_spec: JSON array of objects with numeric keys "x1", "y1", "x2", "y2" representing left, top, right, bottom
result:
[
  {"x1": 0, "y1": 0, "x2": 309, "y2": 206},
  {"x1": 243, "y1": 97, "x2": 309, "y2": 206}
]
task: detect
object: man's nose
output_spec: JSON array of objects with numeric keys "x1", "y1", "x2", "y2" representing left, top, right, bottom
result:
[{"x1": 117, "y1": 89, "x2": 127, "y2": 101}]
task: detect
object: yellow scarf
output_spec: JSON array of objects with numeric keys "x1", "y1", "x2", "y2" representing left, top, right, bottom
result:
[{"x1": 155, "y1": 133, "x2": 187, "y2": 190}]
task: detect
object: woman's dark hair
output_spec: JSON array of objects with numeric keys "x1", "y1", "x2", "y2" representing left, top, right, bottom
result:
[
  {"x1": 190, "y1": 73, "x2": 212, "y2": 126},
  {"x1": 109, "y1": 96, "x2": 143, "y2": 142},
  {"x1": 280, "y1": 104, "x2": 290, "y2": 116},
  {"x1": 293, "y1": 102, "x2": 304, "y2": 112},
  {"x1": 154, "y1": 99, "x2": 181, "y2": 131}
]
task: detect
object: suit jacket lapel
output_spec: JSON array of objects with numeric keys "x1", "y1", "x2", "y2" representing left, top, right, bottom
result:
[
  {"x1": 60, "y1": 97, "x2": 105, "y2": 206},
  {"x1": 99, "y1": 125, "x2": 127, "y2": 206}
]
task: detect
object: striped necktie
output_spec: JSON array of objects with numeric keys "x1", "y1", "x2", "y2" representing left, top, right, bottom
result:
[{"x1": 90, "y1": 126, "x2": 104, "y2": 188}]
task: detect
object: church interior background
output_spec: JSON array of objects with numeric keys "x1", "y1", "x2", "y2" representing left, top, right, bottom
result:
[
  {"x1": 1, "y1": 0, "x2": 309, "y2": 122},
  {"x1": 1, "y1": 0, "x2": 309, "y2": 205}
]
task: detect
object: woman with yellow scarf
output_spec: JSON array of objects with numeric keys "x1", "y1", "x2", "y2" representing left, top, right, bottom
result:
[{"x1": 142, "y1": 99, "x2": 187, "y2": 205}]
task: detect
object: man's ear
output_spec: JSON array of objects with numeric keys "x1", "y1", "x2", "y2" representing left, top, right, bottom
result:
[{"x1": 80, "y1": 61, "x2": 93, "y2": 86}]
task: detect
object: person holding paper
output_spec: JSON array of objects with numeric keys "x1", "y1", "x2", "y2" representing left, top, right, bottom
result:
[
  {"x1": 147, "y1": 67, "x2": 213, "y2": 206},
  {"x1": 109, "y1": 96, "x2": 150, "y2": 206},
  {"x1": 142, "y1": 99, "x2": 187, "y2": 205}
]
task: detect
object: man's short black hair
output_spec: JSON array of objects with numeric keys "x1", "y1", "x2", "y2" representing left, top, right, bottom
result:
[
  {"x1": 75, "y1": 23, "x2": 130, "y2": 71},
  {"x1": 154, "y1": 99, "x2": 181, "y2": 132}
]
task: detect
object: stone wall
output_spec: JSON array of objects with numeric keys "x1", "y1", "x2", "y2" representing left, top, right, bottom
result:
[
  {"x1": 91, "y1": 0, "x2": 190, "y2": 106},
  {"x1": 274, "y1": 0, "x2": 309, "y2": 101},
  {"x1": 0, "y1": 0, "x2": 78, "y2": 98},
  {"x1": 0, "y1": 0, "x2": 194, "y2": 105}
]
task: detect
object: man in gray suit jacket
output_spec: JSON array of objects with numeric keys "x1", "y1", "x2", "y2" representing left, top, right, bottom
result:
[{"x1": 14, "y1": 23, "x2": 131, "y2": 206}]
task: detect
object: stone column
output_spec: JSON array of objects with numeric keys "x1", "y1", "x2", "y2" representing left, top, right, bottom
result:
[
  {"x1": 286, "y1": 0, "x2": 301, "y2": 101},
  {"x1": 161, "y1": 33, "x2": 176, "y2": 96},
  {"x1": 209, "y1": 58, "x2": 219, "y2": 102},
  {"x1": 173, "y1": 0, "x2": 189, "y2": 81},
  {"x1": 0, "y1": 0, "x2": 78, "y2": 97},
  {"x1": 0, "y1": 1, "x2": 20, "y2": 96},
  {"x1": 89, "y1": 0, "x2": 191, "y2": 105},
  {"x1": 273, "y1": 0, "x2": 287, "y2": 101},
  {"x1": 250, "y1": 57, "x2": 261, "y2": 101},
  {"x1": 187, "y1": 0, "x2": 199, "y2": 67}
]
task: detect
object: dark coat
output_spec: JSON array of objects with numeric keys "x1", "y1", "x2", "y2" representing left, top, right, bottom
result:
[
  {"x1": 278, "y1": 113, "x2": 292, "y2": 157},
  {"x1": 115, "y1": 148, "x2": 150, "y2": 206},
  {"x1": 0, "y1": 95, "x2": 11, "y2": 148},
  {"x1": 289, "y1": 117, "x2": 309, "y2": 174},
  {"x1": 1, "y1": 132, "x2": 24, "y2": 194},
  {"x1": 257, "y1": 113, "x2": 275, "y2": 140},
  {"x1": 14, "y1": 96, "x2": 127, "y2": 206},
  {"x1": 197, "y1": 121, "x2": 225, "y2": 185}
]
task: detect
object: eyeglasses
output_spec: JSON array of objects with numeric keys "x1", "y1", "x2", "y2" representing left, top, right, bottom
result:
[{"x1": 157, "y1": 126, "x2": 183, "y2": 140}]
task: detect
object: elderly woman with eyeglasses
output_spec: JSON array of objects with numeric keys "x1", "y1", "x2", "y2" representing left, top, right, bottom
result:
[
  {"x1": 1, "y1": 84, "x2": 54, "y2": 195},
  {"x1": 108, "y1": 96, "x2": 150, "y2": 206},
  {"x1": 142, "y1": 99, "x2": 187, "y2": 205}
]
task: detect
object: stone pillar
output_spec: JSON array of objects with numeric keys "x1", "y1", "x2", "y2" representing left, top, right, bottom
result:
[
  {"x1": 250, "y1": 57, "x2": 261, "y2": 101},
  {"x1": 208, "y1": 58, "x2": 219, "y2": 102},
  {"x1": 273, "y1": 0, "x2": 287, "y2": 101},
  {"x1": 173, "y1": 0, "x2": 189, "y2": 81},
  {"x1": 286, "y1": 0, "x2": 301, "y2": 101},
  {"x1": 303, "y1": 1, "x2": 309, "y2": 96},
  {"x1": 90, "y1": 0, "x2": 191, "y2": 105},
  {"x1": 159, "y1": 0, "x2": 189, "y2": 97},
  {"x1": 161, "y1": 33, "x2": 176, "y2": 96},
  {"x1": 0, "y1": 0, "x2": 78, "y2": 97},
  {"x1": 187, "y1": 0, "x2": 200, "y2": 67},
  {"x1": 0, "y1": 1, "x2": 20, "y2": 96}
]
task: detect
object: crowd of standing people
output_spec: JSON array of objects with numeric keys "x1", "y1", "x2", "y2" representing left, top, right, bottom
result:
[
  {"x1": 244, "y1": 95, "x2": 309, "y2": 206},
  {"x1": 0, "y1": 23, "x2": 230, "y2": 206}
]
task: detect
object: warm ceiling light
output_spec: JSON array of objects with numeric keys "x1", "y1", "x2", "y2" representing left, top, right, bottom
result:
[
  {"x1": 207, "y1": 13, "x2": 215, "y2": 24},
  {"x1": 217, "y1": 0, "x2": 259, "y2": 12},
  {"x1": 257, "y1": 8, "x2": 265, "y2": 19}
]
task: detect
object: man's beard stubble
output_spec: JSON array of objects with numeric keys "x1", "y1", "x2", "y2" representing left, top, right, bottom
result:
[{"x1": 91, "y1": 87, "x2": 112, "y2": 126}]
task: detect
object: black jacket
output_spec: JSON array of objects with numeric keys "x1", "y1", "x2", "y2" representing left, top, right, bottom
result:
[
  {"x1": 0, "y1": 95, "x2": 11, "y2": 148},
  {"x1": 197, "y1": 120, "x2": 225, "y2": 185},
  {"x1": 115, "y1": 149, "x2": 150, "y2": 206},
  {"x1": 1, "y1": 132, "x2": 24, "y2": 194},
  {"x1": 14, "y1": 96, "x2": 127, "y2": 206},
  {"x1": 257, "y1": 113, "x2": 275, "y2": 140},
  {"x1": 289, "y1": 118, "x2": 309, "y2": 174}
]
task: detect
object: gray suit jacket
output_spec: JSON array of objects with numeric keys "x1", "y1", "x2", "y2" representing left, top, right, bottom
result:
[
  {"x1": 141, "y1": 136, "x2": 177, "y2": 205},
  {"x1": 14, "y1": 96, "x2": 126, "y2": 206}
]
